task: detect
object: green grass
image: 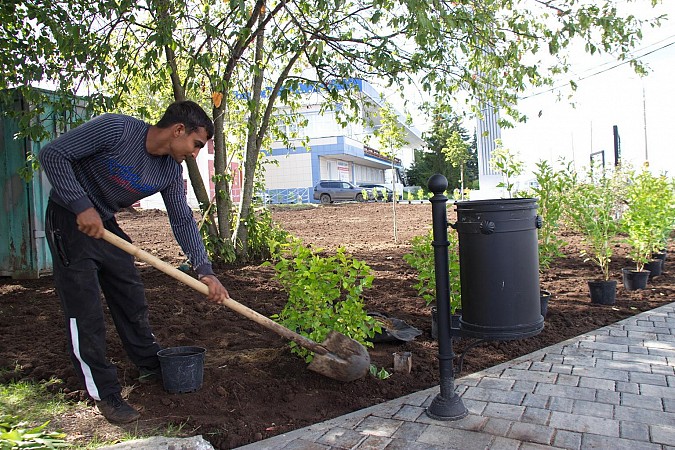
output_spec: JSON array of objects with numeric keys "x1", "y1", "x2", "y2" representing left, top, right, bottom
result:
[
  {"x1": 0, "y1": 374, "x2": 196, "y2": 449},
  {"x1": 0, "y1": 378, "x2": 76, "y2": 422}
]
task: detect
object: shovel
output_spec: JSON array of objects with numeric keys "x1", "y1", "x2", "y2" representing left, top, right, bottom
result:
[{"x1": 102, "y1": 230, "x2": 371, "y2": 382}]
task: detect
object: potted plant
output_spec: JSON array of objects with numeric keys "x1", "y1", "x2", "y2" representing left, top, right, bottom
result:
[
  {"x1": 620, "y1": 168, "x2": 667, "y2": 289},
  {"x1": 564, "y1": 166, "x2": 620, "y2": 304},
  {"x1": 403, "y1": 228, "x2": 461, "y2": 338},
  {"x1": 528, "y1": 160, "x2": 572, "y2": 317}
]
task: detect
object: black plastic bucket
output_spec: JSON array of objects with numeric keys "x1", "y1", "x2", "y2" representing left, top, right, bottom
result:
[
  {"x1": 454, "y1": 198, "x2": 544, "y2": 340},
  {"x1": 157, "y1": 346, "x2": 206, "y2": 394}
]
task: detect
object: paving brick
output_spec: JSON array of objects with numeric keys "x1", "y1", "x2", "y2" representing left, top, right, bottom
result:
[
  {"x1": 571, "y1": 366, "x2": 629, "y2": 382},
  {"x1": 578, "y1": 376, "x2": 615, "y2": 391},
  {"x1": 383, "y1": 439, "x2": 448, "y2": 450},
  {"x1": 535, "y1": 384, "x2": 596, "y2": 401},
  {"x1": 357, "y1": 435, "x2": 391, "y2": 450},
  {"x1": 316, "y1": 427, "x2": 366, "y2": 448},
  {"x1": 522, "y1": 393, "x2": 549, "y2": 409},
  {"x1": 488, "y1": 436, "x2": 521, "y2": 450},
  {"x1": 531, "y1": 362, "x2": 553, "y2": 372},
  {"x1": 627, "y1": 345, "x2": 649, "y2": 354},
  {"x1": 519, "y1": 442, "x2": 557, "y2": 450},
  {"x1": 580, "y1": 433, "x2": 661, "y2": 450},
  {"x1": 549, "y1": 396, "x2": 574, "y2": 413},
  {"x1": 614, "y1": 404, "x2": 675, "y2": 426},
  {"x1": 417, "y1": 425, "x2": 494, "y2": 450},
  {"x1": 355, "y1": 417, "x2": 403, "y2": 437},
  {"x1": 477, "y1": 376, "x2": 515, "y2": 390},
  {"x1": 595, "y1": 335, "x2": 632, "y2": 345},
  {"x1": 579, "y1": 341, "x2": 629, "y2": 353},
  {"x1": 482, "y1": 403, "x2": 525, "y2": 421},
  {"x1": 640, "y1": 383, "x2": 675, "y2": 399},
  {"x1": 630, "y1": 372, "x2": 668, "y2": 385},
  {"x1": 392, "y1": 405, "x2": 424, "y2": 422},
  {"x1": 415, "y1": 413, "x2": 487, "y2": 431},
  {"x1": 626, "y1": 330, "x2": 658, "y2": 340},
  {"x1": 556, "y1": 374, "x2": 580, "y2": 387},
  {"x1": 550, "y1": 364, "x2": 574, "y2": 376},
  {"x1": 619, "y1": 421, "x2": 650, "y2": 441},
  {"x1": 521, "y1": 407, "x2": 550, "y2": 426},
  {"x1": 462, "y1": 399, "x2": 487, "y2": 415},
  {"x1": 513, "y1": 380, "x2": 537, "y2": 393},
  {"x1": 282, "y1": 439, "x2": 331, "y2": 449},
  {"x1": 543, "y1": 354, "x2": 565, "y2": 364},
  {"x1": 595, "y1": 389, "x2": 620, "y2": 405},
  {"x1": 481, "y1": 417, "x2": 513, "y2": 436},
  {"x1": 507, "y1": 422, "x2": 554, "y2": 445},
  {"x1": 572, "y1": 399, "x2": 613, "y2": 418},
  {"x1": 616, "y1": 381, "x2": 640, "y2": 394},
  {"x1": 391, "y1": 422, "x2": 429, "y2": 441},
  {"x1": 552, "y1": 429, "x2": 582, "y2": 450},
  {"x1": 651, "y1": 424, "x2": 675, "y2": 446},
  {"x1": 461, "y1": 386, "x2": 525, "y2": 405},
  {"x1": 621, "y1": 392, "x2": 663, "y2": 410},
  {"x1": 645, "y1": 340, "x2": 675, "y2": 350},
  {"x1": 595, "y1": 358, "x2": 652, "y2": 373},
  {"x1": 549, "y1": 411, "x2": 619, "y2": 436},
  {"x1": 562, "y1": 356, "x2": 596, "y2": 368},
  {"x1": 654, "y1": 365, "x2": 675, "y2": 376},
  {"x1": 613, "y1": 352, "x2": 668, "y2": 365},
  {"x1": 501, "y1": 368, "x2": 558, "y2": 384}
]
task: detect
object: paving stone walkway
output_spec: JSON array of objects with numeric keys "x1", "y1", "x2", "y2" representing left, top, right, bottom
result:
[{"x1": 236, "y1": 303, "x2": 675, "y2": 449}]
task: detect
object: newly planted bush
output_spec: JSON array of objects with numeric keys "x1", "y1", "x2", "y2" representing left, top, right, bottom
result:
[
  {"x1": 403, "y1": 229, "x2": 461, "y2": 313},
  {"x1": 270, "y1": 240, "x2": 380, "y2": 361},
  {"x1": 563, "y1": 166, "x2": 620, "y2": 280}
]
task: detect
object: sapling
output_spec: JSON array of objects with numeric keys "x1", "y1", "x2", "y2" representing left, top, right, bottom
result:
[
  {"x1": 490, "y1": 140, "x2": 524, "y2": 198},
  {"x1": 563, "y1": 166, "x2": 620, "y2": 280}
]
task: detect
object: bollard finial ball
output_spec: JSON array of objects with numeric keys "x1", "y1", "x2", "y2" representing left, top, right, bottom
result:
[{"x1": 427, "y1": 174, "x2": 448, "y2": 194}]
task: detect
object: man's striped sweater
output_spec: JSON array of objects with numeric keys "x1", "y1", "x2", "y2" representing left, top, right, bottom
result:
[{"x1": 39, "y1": 113, "x2": 213, "y2": 277}]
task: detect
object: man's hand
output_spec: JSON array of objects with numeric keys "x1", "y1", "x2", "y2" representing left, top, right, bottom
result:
[
  {"x1": 76, "y1": 207, "x2": 104, "y2": 238},
  {"x1": 199, "y1": 275, "x2": 230, "y2": 303}
]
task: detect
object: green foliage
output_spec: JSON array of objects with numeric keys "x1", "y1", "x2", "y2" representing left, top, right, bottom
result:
[
  {"x1": 563, "y1": 165, "x2": 620, "y2": 281},
  {"x1": 529, "y1": 160, "x2": 572, "y2": 270},
  {"x1": 621, "y1": 167, "x2": 675, "y2": 271},
  {"x1": 417, "y1": 189, "x2": 426, "y2": 201},
  {"x1": 0, "y1": 416, "x2": 67, "y2": 449},
  {"x1": 241, "y1": 207, "x2": 291, "y2": 261},
  {"x1": 407, "y1": 191, "x2": 414, "y2": 202},
  {"x1": 407, "y1": 106, "x2": 477, "y2": 189},
  {"x1": 369, "y1": 365, "x2": 391, "y2": 380},
  {"x1": 490, "y1": 141, "x2": 524, "y2": 198},
  {"x1": 403, "y1": 229, "x2": 461, "y2": 313},
  {"x1": 270, "y1": 241, "x2": 380, "y2": 361}
]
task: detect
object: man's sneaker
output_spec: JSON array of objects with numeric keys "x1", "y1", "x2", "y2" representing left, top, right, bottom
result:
[
  {"x1": 95, "y1": 392, "x2": 140, "y2": 424},
  {"x1": 138, "y1": 366, "x2": 162, "y2": 384}
]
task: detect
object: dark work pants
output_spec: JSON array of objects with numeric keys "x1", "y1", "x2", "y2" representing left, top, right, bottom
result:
[{"x1": 45, "y1": 200, "x2": 161, "y2": 401}]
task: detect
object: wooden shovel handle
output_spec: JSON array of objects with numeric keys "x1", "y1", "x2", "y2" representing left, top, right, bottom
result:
[{"x1": 102, "y1": 230, "x2": 328, "y2": 355}]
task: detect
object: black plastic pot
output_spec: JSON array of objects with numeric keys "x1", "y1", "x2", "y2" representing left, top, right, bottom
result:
[
  {"x1": 157, "y1": 346, "x2": 206, "y2": 394},
  {"x1": 540, "y1": 290, "x2": 551, "y2": 318},
  {"x1": 652, "y1": 250, "x2": 667, "y2": 262},
  {"x1": 622, "y1": 269, "x2": 650, "y2": 291},
  {"x1": 644, "y1": 259, "x2": 663, "y2": 279},
  {"x1": 587, "y1": 280, "x2": 617, "y2": 305}
]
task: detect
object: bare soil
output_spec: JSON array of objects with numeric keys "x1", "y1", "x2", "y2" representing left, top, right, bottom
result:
[{"x1": 1, "y1": 202, "x2": 673, "y2": 449}]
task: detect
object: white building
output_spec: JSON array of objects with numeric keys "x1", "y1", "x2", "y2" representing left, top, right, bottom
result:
[{"x1": 140, "y1": 79, "x2": 422, "y2": 209}]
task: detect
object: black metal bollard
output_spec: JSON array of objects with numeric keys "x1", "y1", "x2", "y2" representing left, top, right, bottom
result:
[{"x1": 425, "y1": 174, "x2": 468, "y2": 421}]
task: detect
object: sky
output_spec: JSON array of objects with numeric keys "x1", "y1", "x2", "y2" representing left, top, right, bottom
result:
[
  {"x1": 401, "y1": 1, "x2": 675, "y2": 179},
  {"x1": 499, "y1": 2, "x2": 675, "y2": 178}
]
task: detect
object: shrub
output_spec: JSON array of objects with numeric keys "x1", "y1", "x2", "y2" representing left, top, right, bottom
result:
[
  {"x1": 269, "y1": 240, "x2": 380, "y2": 361},
  {"x1": 403, "y1": 229, "x2": 461, "y2": 313}
]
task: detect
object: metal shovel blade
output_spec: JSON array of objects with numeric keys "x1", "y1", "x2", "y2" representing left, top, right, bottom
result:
[{"x1": 308, "y1": 331, "x2": 371, "y2": 382}]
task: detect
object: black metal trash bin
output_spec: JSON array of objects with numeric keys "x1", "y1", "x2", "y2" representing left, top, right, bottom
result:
[{"x1": 454, "y1": 198, "x2": 543, "y2": 340}]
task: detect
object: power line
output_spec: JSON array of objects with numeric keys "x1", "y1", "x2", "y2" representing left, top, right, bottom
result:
[{"x1": 520, "y1": 36, "x2": 675, "y2": 100}]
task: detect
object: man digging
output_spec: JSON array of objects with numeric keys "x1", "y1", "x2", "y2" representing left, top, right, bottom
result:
[{"x1": 39, "y1": 101, "x2": 230, "y2": 424}]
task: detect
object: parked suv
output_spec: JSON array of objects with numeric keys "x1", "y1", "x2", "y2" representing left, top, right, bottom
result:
[{"x1": 313, "y1": 180, "x2": 371, "y2": 204}]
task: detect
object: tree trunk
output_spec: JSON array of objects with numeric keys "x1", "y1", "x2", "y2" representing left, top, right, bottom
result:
[
  {"x1": 213, "y1": 105, "x2": 233, "y2": 243},
  {"x1": 234, "y1": 16, "x2": 266, "y2": 259}
]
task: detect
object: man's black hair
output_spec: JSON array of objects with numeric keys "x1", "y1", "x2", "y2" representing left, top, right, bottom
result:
[{"x1": 156, "y1": 100, "x2": 214, "y2": 140}]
